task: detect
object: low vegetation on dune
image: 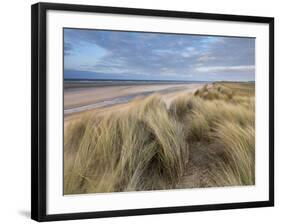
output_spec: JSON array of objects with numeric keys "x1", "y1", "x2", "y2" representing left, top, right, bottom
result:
[{"x1": 64, "y1": 82, "x2": 255, "y2": 194}]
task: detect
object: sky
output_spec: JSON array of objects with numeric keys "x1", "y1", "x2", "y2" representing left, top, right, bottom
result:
[{"x1": 64, "y1": 28, "x2": 255, "y2": 81}]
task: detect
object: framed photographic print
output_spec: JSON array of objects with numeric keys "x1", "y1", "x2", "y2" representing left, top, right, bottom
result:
[{"x1": 31, "y1": 2, "x2": 274, "y2": 222}]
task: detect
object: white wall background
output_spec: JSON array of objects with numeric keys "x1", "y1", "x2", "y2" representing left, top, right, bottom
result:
[{"x1": 0, "y1": 0, "x2": 279, "y2": 223}]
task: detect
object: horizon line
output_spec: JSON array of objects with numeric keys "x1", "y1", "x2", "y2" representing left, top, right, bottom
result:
[{"x1": 64, "y1": 78, "x2": 255, "y2": 82}]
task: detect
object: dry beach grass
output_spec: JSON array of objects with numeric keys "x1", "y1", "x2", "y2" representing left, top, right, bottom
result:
[{"x1": 64, "y1": 82, "x2": 255, "y2": 194}]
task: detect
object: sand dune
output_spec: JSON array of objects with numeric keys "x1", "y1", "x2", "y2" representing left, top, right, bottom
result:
[{"x1": 64, "y1": 82, "x2": 255, "y2": 194}]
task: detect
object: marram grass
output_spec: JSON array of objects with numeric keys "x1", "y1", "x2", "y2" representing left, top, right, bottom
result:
[{"x1": 64, "y1": 82, "x2": 255, "y2": 194}]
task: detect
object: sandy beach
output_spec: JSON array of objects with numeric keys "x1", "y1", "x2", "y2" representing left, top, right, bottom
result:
[{"x1": 64, "y1": 83, "x2": 204, "y2": 122}]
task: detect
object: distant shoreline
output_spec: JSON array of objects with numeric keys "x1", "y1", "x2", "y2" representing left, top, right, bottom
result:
[{"x1": 64, "y1": 79, "x2": 211, "y2": 89}]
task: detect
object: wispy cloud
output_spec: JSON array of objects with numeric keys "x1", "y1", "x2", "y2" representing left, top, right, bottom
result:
[
  {"x1": 64, "y1": 42, "x2": 72, "y2": 56},
  {"x1": 196, "y1": 65, "x2": 255, "y2": 73}
]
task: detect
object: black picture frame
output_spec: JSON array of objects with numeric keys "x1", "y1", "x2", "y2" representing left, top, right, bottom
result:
[{"x1": 31, "y1": 2, "x2": 274, "y2": 222}]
